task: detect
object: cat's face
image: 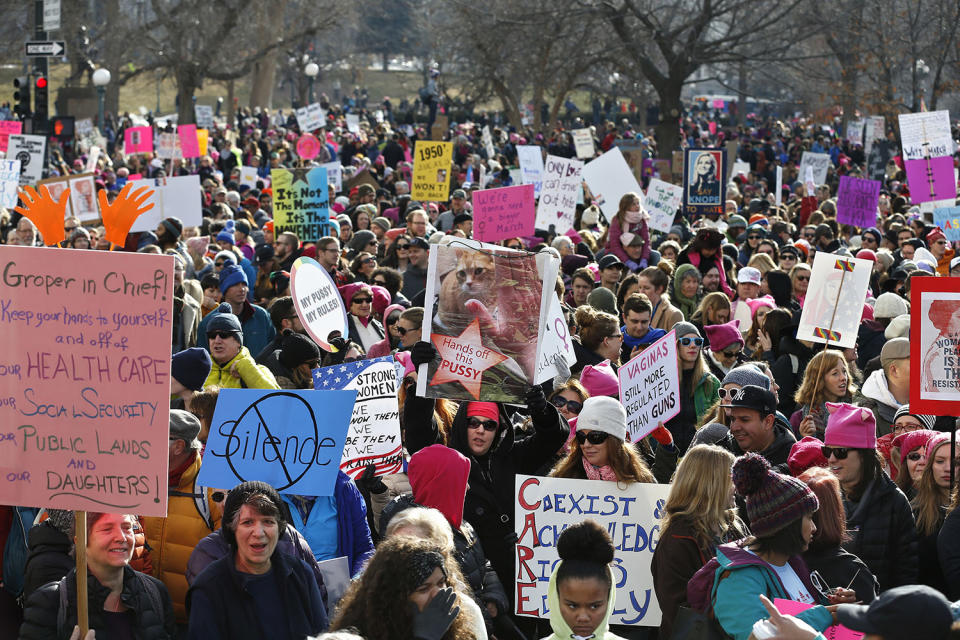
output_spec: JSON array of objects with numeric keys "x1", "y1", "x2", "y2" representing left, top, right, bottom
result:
[{"x1": 454, "y1": 250, "x2": 496, "y2": 297}]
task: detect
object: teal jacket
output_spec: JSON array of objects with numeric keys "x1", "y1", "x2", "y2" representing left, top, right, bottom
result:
[
  {"x1": 693, "y1": 371, "x2": 721, "y2": 416},
  {"x1": 712, "y1": 543, "x2": 832, "y2": 640}
]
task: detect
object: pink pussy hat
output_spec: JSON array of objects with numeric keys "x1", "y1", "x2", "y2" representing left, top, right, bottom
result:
[{"x1": 824, "y1": 402, "x2": 877, "y2": 449}]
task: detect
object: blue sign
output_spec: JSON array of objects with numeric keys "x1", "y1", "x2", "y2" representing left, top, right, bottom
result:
[{"x1": 934, "y1": 206, "x2": 960, "y2": 242}]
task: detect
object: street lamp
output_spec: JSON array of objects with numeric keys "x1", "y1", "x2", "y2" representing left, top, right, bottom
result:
[
  {"x1": 92, "y1": 68, "x2": 111, "y2": 132},
  {"x1": 305, "y1": 62, "x2": 319, "y2": 105}
]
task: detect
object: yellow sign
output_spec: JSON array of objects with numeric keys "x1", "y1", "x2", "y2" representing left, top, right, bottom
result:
[
  {"x1": 197, "y1": 129, "x2": 209, "y2": 156},
  {"x1": 412, "y1": 141, "x2": 453, "y2": 202}
]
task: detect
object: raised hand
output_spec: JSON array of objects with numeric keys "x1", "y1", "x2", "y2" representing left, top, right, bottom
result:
[
  {"x1": 15, "y1": 184, "x2": 70, "y2": 246},
  {"x1": 98, "y1": 183, "x2": 155, "y2": 247}
]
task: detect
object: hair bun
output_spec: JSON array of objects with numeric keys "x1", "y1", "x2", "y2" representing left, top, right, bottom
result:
[
  {"x1": 556, "y1": 520, "x2": 614, "y2": 565},
  {"x1": 731, "y1": 452, "x2": 770, "y2": 496}
]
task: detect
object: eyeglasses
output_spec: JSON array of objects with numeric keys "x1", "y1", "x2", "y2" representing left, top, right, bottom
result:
[
  {"x1": 796, "y1": 275, "x2": 809, "y2": 281},
  {"x1": 678, "y1": 337, "x2": 704, "y2": 347},
  {"x1": 907, "y1": 452, "x2": 924, "y2": 462},
  {"x1": 352, "y1": 297, "x2": 372, "y2": 305},
  {"x1": 468, "y1": 417, "x2": 498, "y2": 432},
  {"x1": 606, "y1": 333, "x2": 623, "y2": 341},
  {"x1": 892, "y1": 421, "x2": 924, "y2": 434},
  {"x1": 821, "y1": 446, "x2": 849, "y2": 460},
  {"x1": 65, "y1": 226, "x2": 77, "y2": 233},
  {"x1": 368, "y1": 240, "x2": 378, "y2": 246},
  {"x1": 551, "y1": 396, "x2": 584, "y2": 414},
  {"x1": 207, "y1": 331, "x2": 237, "y2": 340},
  {"x1": 362, "y1": 258, "x2": 377, "y2": 265},
  {"x1": 575, "y1": 431, "x2": 611, "y2": 445}
]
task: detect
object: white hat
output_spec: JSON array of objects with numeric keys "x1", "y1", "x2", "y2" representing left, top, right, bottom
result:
[
  {"x1": 582, "y1": 205, "x2": 600, "y2": 226},
  {"x1": 738, "y1": 266, "x2": 762, "y2": 285},
  {"x1": 874, "y1": 292, "x2": 908, "y2": 319},
  {"x1": 885, "y1": 314, "x2": 911, "y2": 339},
  {"x1": 576, "y1": 397, "x2": 627, "y2": 441}
]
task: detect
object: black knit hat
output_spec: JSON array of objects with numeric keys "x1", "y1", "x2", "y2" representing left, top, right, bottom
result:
[
  {"x1": 221, "y1": 481, "x2": 287, "y2": 550},
  {"x1": 278, "y1": 330, "x2": 321, "y2": 369},
  {"x1": 161, "y1": 217, "x2": 183, "y2": 240},
  {"x1": 171, "y1": 347, "x2": 212, "y2": 391}
]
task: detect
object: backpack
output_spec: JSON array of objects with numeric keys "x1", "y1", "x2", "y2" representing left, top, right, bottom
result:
[
  {"x1": 672, "y1": 558, "x2": 732, "y2": 640},
  {"x1": 56, "y1": 571, "x2": 164, "y2": 637}
]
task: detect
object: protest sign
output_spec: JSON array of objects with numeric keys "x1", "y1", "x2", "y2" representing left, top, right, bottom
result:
[
  {"x1": 934, "y1": 207, "x2": 960, "y2": 242},
  {"x1": 514, "y1": 475, "x2": 671, "y2": 626},
  {"x1": 863, "y1": 116, "x2": 885, "y2": 156},
  {"x1": 323, "y1": 161, "x2": 342, "y2": 192},
  {"x1": 198, "y1": 388, "x2": 355, "y2": 496},
  {"x1": 517, "y1": 145, "x2": 544, "y2": 196},
  {"x1": 196, "y1": 129, "x2": 209, "y2": 156},
  {"x1": 898, "y1": 110, "x2": 952, "y2": 160},
  {"x1": 774, "y1": 600, "x2": 863, "y2": 640},
  {"x1": 534, "y1": 290, "x2": 575, "y2": 385},
  {"x1": 799, "y1": 151, "x2": 831, "y2": 185},
  {"x1": 775, "y1": 166, "x2": 783, "y2": 208},
  {"x1": 535, "y1": 155, "x2": 583, "y2": 234},
  {"x1": 732, "y1": 160, "x2": 751, "y2": 178},
  {"x1": 472, "y1": 184, "x2": 535, "y2": 243},
  {"x1": 345, "y1": 114, "x2": 361, "y2": 134},
  {"x1": 618, "y1": 331, "x2": 680, "y2": 441},
  {"x1": 296, "y1": 133, "x2": 321, "y2": 160},
  {"x1": 128, "y1": 175, "x2": 202, "y2": 233},
  {"x1": 0, "y1": 246, "x2": 173, "y2": 516},
  {"x1": 313, "y1": 357, "x2": 402, "y2": 479},
  {"x1": 416, "y1": 239, "x2": 551, "y2": 403},
  {"x1": 644, "y1": 178, "x2": 683, "y2": 233},
  {"x1": 178, "y1": 124, "x2": 200, "y2": 158},
  {"x1": 238, "y1": 166, "x2": 261, "y2": 189},
  {"x1": 482, "y1": 125, "x2": 495, "y2": 159},
  {"x1": 295, "y1": 103, "x2": 326, "y2": 132},
  {"x1": 904, "y1": 155, "x2": 956, "y2": 203},
  {"x1": 724, "y1": 141, "x2": 738, "y2": 182},
  {"x1": 290, "y1": 256, "x2": 349, "y2": 352},
  {"x1": 124, "y1": 126, "x2": 153, "y2": 155},
  {"x1": 682, "y1": 148, "x2": 726, "y2": 216},
  {"x1": 614, "y1": 140, "x2": 645, "y2": 182},
  {"x1": 75, "y1": 118, "x2": 94, "y2": 138},
  {"x1": 317, "y1": 557, "x2": 351, "y2": 617},
  {"x1": 796, "y1": 252, "x2": 872, "y2": 349},
  {"x1": 39, "y1": 173, "x2": 99, "y2": 223},
  {"x1": 867, "y1": 140, "x2": 893, "y2": 182},
  {"x1": 0, "y1": 120, "x2": 23, "y2": 153},
  {"x1": 910, "y1": 277, "x2": 960, "y2": 414},
  {"x1": 155, "y1": 132, "x2": 181, "y2": 160},
  {"x1": 85, "y1": 146, "x2": 101, "y2": 174},
  {"x1": 271, "y1": 166, "x2": 330, "y2": 242},
  {"x1": 836, "y1": 175, "x2": 881, "y2": 228},
  {"x1": 0, "y1": 160, "x2": 20, "y2": 209},
  {"x1": 411, "y1": 140, "x2": 453, "y2": 202},
  {"x1": 846, "y1": 119, "x2": 864, "y2": 146},
  {"x1": 194, "y1": 105, "x2": 214, "y2": 129},
  {"x1": 8, "y1": 134, "x2": 46, "y2": 186},
  {"x1": 582, "y1": 147, "x2": 643, "y2": 221},
  {"x1": 572, "y1": 128, "x2": 594, "y2": 159}
]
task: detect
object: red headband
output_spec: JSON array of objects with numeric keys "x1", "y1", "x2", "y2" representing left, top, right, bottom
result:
[{"x1": 466, "y1": 402, "x2": 499, "y2": 423}]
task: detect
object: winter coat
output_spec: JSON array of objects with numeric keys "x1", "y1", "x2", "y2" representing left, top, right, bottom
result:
[
  {"x1": 802, "y1": 545, "x2": 878, "y2": 604},
  {"x1": 856, "y1": 321, "x2": 887, "y2": 371},
  {"x1": 651, "y1": 517, "x2": 717, "y2": 640},
  {"x1": 19, "y1": 565, "x2": 175, "y2": 640},
  {"x1": 842, "y1": 472, "x2": 918, "y2": 591},
  {"x1": 21, "y1": 522, "x2": 73, "y2": 602},
  {"x1": 852, "y1": 369, "x2": 901, "y2": 436},
  {"x1": 347, "y1": 314, "x2": 385, "y2": 353},
  {"x1": 766, "y1": 333, "x2": 814, "y2": 416},
  {"x1": 186, "y1": 549, "x2": 327, "y2": 640},
  {"x1": 937, "y1": 505, "x2": 960, "y2": 599},
  {"x1": 651, "y1": 296, "x2": 684, "y2": 333},
  {"x1": 197, "y1": 299, "x2": 276, "y2": 359},
  {"x1": 203, "y1": 346, "x2": 280, "y2": 390},
  {"x1": 3, "y1": 506, "x2": 38, "y2": 598}
]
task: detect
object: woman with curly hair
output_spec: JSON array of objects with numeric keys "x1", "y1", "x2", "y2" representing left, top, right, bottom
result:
[
  {"x1": 330, "y1": 536, "x2": 475, "y2": 640},
  {"x1": 792, "y1": 349, "x2": 855, "y2": 439}
]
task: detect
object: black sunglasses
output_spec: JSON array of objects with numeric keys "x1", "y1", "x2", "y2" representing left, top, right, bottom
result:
[
  {"x1": 373, "y1": 279, "x2": 387, "y2": 286},
  {"x1": 397, "y1": 243, "x2": 410, "y2": 250},
  {"x1": 907, "y1": 452, "x2": 923, "y2": 462},
  {"x1": 352, "y1": 297, "x2": 372, "y2": 304},
  {"x1": 747, "y1": 234, "x2": 762, "y2": 240},
  {"x1": 575, "y1": 431, "x2": 610, "y2": 445},
  {"x1": 721, "y1": 348, "x2": 742, "y2": 358},
  {"x1": 551, "y1": 396, "x2": 583, "y2": 414},
  {"x1": 796, "y1": 275, "x2": 810, "y2": 281},
  {"x1": 396, "y1": 325, "x2": 413, "y2": 336},
  {"x1": 821, "y1": 446, "x2": 849, "y2": 460},
  {"x1": 468, "y1": 417, "x2": 498, "y2": 432},
  {"x1": 207, "y1": 331, "x2": 237, "y2": 340}
]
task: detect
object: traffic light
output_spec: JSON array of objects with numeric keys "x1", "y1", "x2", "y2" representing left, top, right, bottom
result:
[
  {"x1": 51, "y1": 116, "x2": 74, "y2": 139},
  {"x1": 34, "y1": 76, "x2": 48, "y2": 124},
  {"x1": 13, "y1": 76, "x2": 30, "y2": 119}
]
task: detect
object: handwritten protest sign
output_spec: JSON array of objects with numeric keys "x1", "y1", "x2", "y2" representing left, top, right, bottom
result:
[
  {"x1": 0, "y1": 246, "x2": 173, "y2": 516},
  {"x1": 535, "y1": 155, "x2": 583, "y2": 234},
  {"x1": 644, "y1": 178, "x2": 683, "y2": 233},
  {"x1": 799, "y1": 152, "x2": 831, "y2": 185},
  {"x1": 194, "y1": 105, "x2": 214, "y2": 129},
  {"x1": 910, "y1": 278, "x2": 960, "y2": 414},
  {"x1": 238, "y1": 166, "x2": 261, "y2": 189},
  {"x1": 797, "y1": 252, "x2": 872, "y2": 349},
  {"x1": 473, "y1": 184, "x2": 535, "y2": 243},
  {"x1": 732, "y1": 160, "x2": 751, "y2": 177},
  {"x1": 178, "y1": 124, "x2": 200, "y2": 158},
  {"x1": 846, "y1": 119, "x2": 864, "y2": 146},
  {"x1": 582, "y1": 147, "x2": 643, "y2": 221},
  {"x1": 482, "y1": 125, "x2": 495, "y2": 159},
  {"x1": 0, "y1": 160, "x2": 20, "y2": 209},
  {"x1": 124, "y1": 126, "x2": 153, "y2": 154},
  {"x1": 155, "y1": 133, "x2": 181, "y2": 160},
  {"x1": 295, "y1": 103, "x2": 326, "y2": 132},
  {"x1": 39, "y1": 173, "x2": 99, "y2": 223},
  {"x1": 271, "y1": 166, "x2": 330, "y2": 242},
  {"x1": 8, "y1": 134, "x2": 46, "y2": 186},
  {"x1": 774, "y1": 600, "x2": 863, "y2": 640},
  {"x1": 683, "y1": 148, "x2": 726, "y2": 216},
  {"x1": 572, "y1": 128, "x2": 594, "y2": 159},
  {"x1": 198, "y1": 389, "x2": 355, "y2": 496},
  {"x1": 904, "y1": 155, "x2": 956, "y2": 203},
  {"x1": 345, "y1": 114, "x2": 361, "y2": 134},
  {"x1": 323, "y1": 161, "x2": 342, "y2": 192},
  {"x1": 836, "y1": 175, "x2": 881, "y2": 228},
  {"x1": 863, "y1": 116, "x2": 885, "y2": 156},
  {"x1": 0, "y1": 120, "x2": 23, "y2": 153},
  {"x1": 899, "y1": 110, "x2": 952, "y2": 160},
  {"x1": 934, "y1": 207, "x2": 960, "y2": 242},
  {"x1": 517, "y1": 145, "x2": 544, "y2": 196},
  {"x1": 618, "y1": 331, "x2": 680, "y2": 441},
  {"x1": 313, "y1": 357, "x2": 402, "y2": 479},
  {"x1": 867, "y1": 140, "x2": 893, "y2": 181},
  {"x1": 128, "y1": 175, "x2": 202, "y2": 233},
  {"x1": 417, "y1": 239, "x2": 550, "y2": 403},
  {"x1": 534, "y1": 290, "x2": 575, "y2": 385},
  {"x1": 515, "y1": 475, "x2": 671, "y2": 626},
  {"x1": 290, "y1": 256, "x2": 348, "y2": 352},
  {"x1": 411, "y1": 141, "x2": 453, "y2": 202}
]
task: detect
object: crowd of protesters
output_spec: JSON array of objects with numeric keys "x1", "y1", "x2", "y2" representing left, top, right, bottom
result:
[{"x1": 3, "y1": 84, "x2": 960, "y2": 640}]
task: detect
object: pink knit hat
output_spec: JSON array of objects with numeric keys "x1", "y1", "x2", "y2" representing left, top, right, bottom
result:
[
  {"x1": 788, "y1": 436, "x2": 829, "y2": 476},
  {"x1": 579, "y1": 360, "x2": 619, "y2": 398},
  {"x1": 823, "y1": 402, "x2": 877, "y2": 449},
  {"x1": 745, "y1": 295, "x2": 776, "y2": 317},
  {"x1": 891, "y1": 429, "x2": 938, "y2": 467},
  {"x1": 705, "y1": 319, "x2": 744, "y2": 352},
  {"x1": 924, "y1": 431, "x2": 958, "y2": 461}
]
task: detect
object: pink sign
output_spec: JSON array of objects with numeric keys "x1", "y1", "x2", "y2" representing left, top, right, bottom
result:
[
  {"x1": 712, "y1": 98, "x2": 725, "y2": 109},
  {"x1": 178, "y1": 124, "x2": 200, "y2": 158},
  {"x1": 0, "y1": 120, "x2": 23, "y2": 153},
  {"x1": 296, "y1": 133, "x2": 321, "y2": 160},
  {"x1": 773, "y1": 599, "x2": 864, "y2": 640},
  {"x1": 124, "y1": 126, "x2": 153, "y2": 154},
  {"x1": 128, "y1": 173, "x2": 143, "y2": 181},
  {"x1": 904, "y1": 155, "x2": 957, "y2": 203},
  {"x1": 0, "y1": 246, "x2": 174, "y2": 516},
  {"x1": 473, "y1": 183, "x2": 536, "y2": 242}
]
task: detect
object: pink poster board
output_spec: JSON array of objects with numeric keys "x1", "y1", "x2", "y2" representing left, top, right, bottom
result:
[
  {"x1": 0, "y1": 120, "x2": 23, "y2": 153},
  {"x1": 773, "y1": 599, "x2": 864, "y2": 640},
  {"x1": 178, "y1": 124, "x2": 200, "y2": 158},
  {"x1": 124, "y1": 126, "x2": 154, "y2": 154},
  {"x1": 904, "y1": 155, "x2": 956, "y2": 203},
  {"x1": 473, "y1": 183, "x2": 536, "y2": 242},
  {"x1": 0, "y1": 246, "x2": 174, "y2": 516}
]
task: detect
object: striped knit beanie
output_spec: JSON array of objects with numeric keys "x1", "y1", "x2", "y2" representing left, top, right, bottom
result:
[{"x1": 732, "y1": 452, "x2": 819, "y2": 538}]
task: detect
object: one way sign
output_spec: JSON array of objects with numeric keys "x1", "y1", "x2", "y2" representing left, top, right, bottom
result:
[{"x1": 25, "y1": 41, "x2": 65, "y2": 57}]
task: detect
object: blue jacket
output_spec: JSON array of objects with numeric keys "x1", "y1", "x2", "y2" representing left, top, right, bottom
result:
[
  {"x1": 3, "y1": 506, "x2": 39, "y2": 597},
  {"x1": 712, "y1": 542, "x2": 832, "y2": 640}
]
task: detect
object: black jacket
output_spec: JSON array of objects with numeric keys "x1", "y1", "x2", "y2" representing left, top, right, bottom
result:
[
  {"x1": 19, "y1": 566, "x2": 175, "y2": 640},
  {"x1": 22, "y1": 521, "x2": 74, "y2": 602},
  {"x1": 766, "y1": 332, "x2": 814, "y2": 416},
  {"x1": 842, "y1": 472, "x2": 919, "y2": 592},
  {"x1": 803, "y1": 545, "x2": 878, "y2": 604},
  {"x1": 938, "y1": 505, "x2": 960, "y2": 599}
]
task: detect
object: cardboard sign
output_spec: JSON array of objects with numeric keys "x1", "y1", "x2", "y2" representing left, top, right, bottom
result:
[
  {"x1": 571, "y1": 128, "x2": 594, "y2": 159},
  {"x1": 514, "y1": 475, "x2": 671, "y2": 626},
  {"x1": 322, "y1": 161, "x2": 342, "y2": 193},
  {"x1": 846, "y1": 119, "x2": 865, "y2": 146},
  {"x1": 238, "y1": 166, "x2": 261, "y2": 189},
  {"x1": 194, "y1": 105, "x2": 214, "y2": 129},
  {"x1": 473, "y1": 184, "x2": 536, "y2": 243},
  {"x1": 297, "y1": 133, "x2": 321, "y2": 160},
  {"x1": 75, "y1": 118, "x2": 94, "y2": 137},
  {"x1": 0, "y1": 247, "x2": 173, "y2": 516},
  {"x1": 534, "y1": 290, "x2": 575, "y2": 385},
  {"x1": 911, "y1": 277, "x2": 960, "y2": 414},
  {"x1": 863, "y1": 116, "x2": 885, "y2": 156},
  {"x1": 196, "y1": 129, "x2": 209, "y2": 156},
  {"x1": 618, "y1": 330, "x2": 680, "y2": 441},
  {"x1": 775, "y1": 166, "x2": 783, "y2": 208},
  {"x1": 482, "y1": 125, "x2": 495, "y2": 158},
  {"x1": 345, "y1": 114, "x2": 361, "y2": 134},
  {"x1": 535, "y1": 155, "x2": 583, "y2": 234},
  {"x1": 582, "y1": 147, "x2": 643, "y2": 221},
  {"x1": 271, "y1": 167, "x2": 330, "y2": 242},
  {"x1": 796, "y1": 252, "x2": 872, "y2": 349},
  {"x1": 614, "y1": 140, "x2": 646, "y2": 182},
  {"x1": 8, "y1": 134, "x2": 46, "y2": 186},
  {"x1": 732, "y1": 160, "x2": 751, "y2": 177},
  {"x1": 516, "y1": 145, "x2": 544, "y2": 197},
  {"x1": 411, "y1": 140, "x2": 452, "y2": 202},
  {"x1": 774, "y1": 600, "x2": 863, "y2": 640},
  {"x1": 312, "y1": 357, "x2": 402, "y2": 479},
  {"x1": 0, "y1": 160, "x2": 20, "y2": 209},
  {"x1": 290, "y1": 256, "x2": 349, "y2": 352},
  {"x1": 904, "y1": 155, "x2": 956, "y2": 203},
  {"x1": 295, "y1": 103, "x2": 326, "y2": 132},
  {"x1": 799, "y1": 151, "x2": 831, "y2": 185},
  {"x1": 867, "y1": 140, "x2": 893, "y2": 181},
  {"x1": 198, "y1": 388, "x2": 355, "y2": 496},
  {"x1": 155, "y1": 132, "x2": 181, "y2": 160},
  {"x1": 644, "y1": 178, "x2": 682, "y2": 233},
  {"x1": 683, "y1": 148, "x2": 727, "y2": 216},
  {"x1": 417, "y1": 239, "x2": 550, "y2": 403},
  {"x1": 39, "y1": 173, "x2": 99, "y2": 223},
  {"x1": 128, "y1": 175, "x2": 202, "y2": 233},
  {"x1": 0, "y1": 120, "x2": 23, "y2": 153},
  {"x1": 899, "y1": 110, "x2": 952, "y2": 160},
  {"x1": 934, "y1": 206, "x2": 960, "y2": 242},
  {"x1": 124, "y1": 126, "x2": 153, "y2": 154},
  {"x1": 178, "y1": 124, "x2": 200, "y2": 158},
  {"x1": 836, "y1": 175, "x2": 881, "y2": 228},
  {"x1": 724, "y1": 141, "x2": 738, "y2": 182}
]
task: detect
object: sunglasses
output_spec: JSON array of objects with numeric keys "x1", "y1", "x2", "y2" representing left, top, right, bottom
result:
[
  {"x1": 373, "y1": 279, "x2": 387, "y2": 286},
  {"x1": 362, "y1": 258, "x2": 377, "y2": 265},
  {"x1": 207, "y1": 331, "x2": 237, "y2": 340},
  {"x1": 396, "y1": 325, "x2": 412, "y2": 336},
  {"x1": 747, "y1": 234, "x2": 762, "y2": 240},
  {"x1": 397, "y1": 244, "x2": 410, "y2": 250},
  {"x1": 352, "y1": 297, "x2": 372, "y2": 305},
  {"x1": 796, "y1": 275, "x2": 809, "y2": 281},
  {"x1": 215, "y1": 261, "x2": 225, "y2": 267},
  {"x1": 717, "y1": 387, "x2": 741, "y2": 399},
  {"x1": 551, "y1": 396, "x2": 584, "y2": 414},
  {"x1": 721, "y1": 349, "x2": 742, "y2": 358},
  {"x1": 575, "y1": 431, "x2": 611, "y2": 445},
  {"x1": 468, "y1": 416, "x2": 498, "y2": 432},
  {"x1": 907, "y1": 452, "x2": 924, "y2": 462},
  {"x1": 678, "y1": 337, "x2": 704, "y2": 347},
  {"x1": 821, "y1": 446, "x2": 849, "y2": 460}
]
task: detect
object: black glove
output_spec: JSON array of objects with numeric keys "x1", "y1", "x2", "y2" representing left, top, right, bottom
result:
[
  {"x1": 326, "y1": 336, "x2": 350, "y2": 365},
  {"x1": 410, "y1": 341, "x2": 438, "y2": 368},
  {"x1": 525, "y1": 385, "x2": 548, "y2": 417},
  {"x1": 356, "y1": 463, "x2": 388, "y2": 495},
  {"x1": 410, "y1": 587, "x2": 460, "y2": 640},
  {"x1": 329, "y1": 335, "x2": 349, "y2": 352}
]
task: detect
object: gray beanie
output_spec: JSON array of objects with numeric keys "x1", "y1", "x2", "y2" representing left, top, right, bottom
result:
[
  {"x1": 673, "y1": 321, "x2": 700, "y2": 339},
  {"x1": 691, "y1": 422, "x2": 730, "y2": 446},
  {"x1": 587, "y1": 287, "x2": 618, "y2": 316},
  {"x1": 722, "y1": 364, "x2": 771, "y2": 390}
]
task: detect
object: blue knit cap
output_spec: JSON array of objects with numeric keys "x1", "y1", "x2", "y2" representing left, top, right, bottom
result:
[{"x1": 219, "y1": 264, "x2": 248, "y2": 294}]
